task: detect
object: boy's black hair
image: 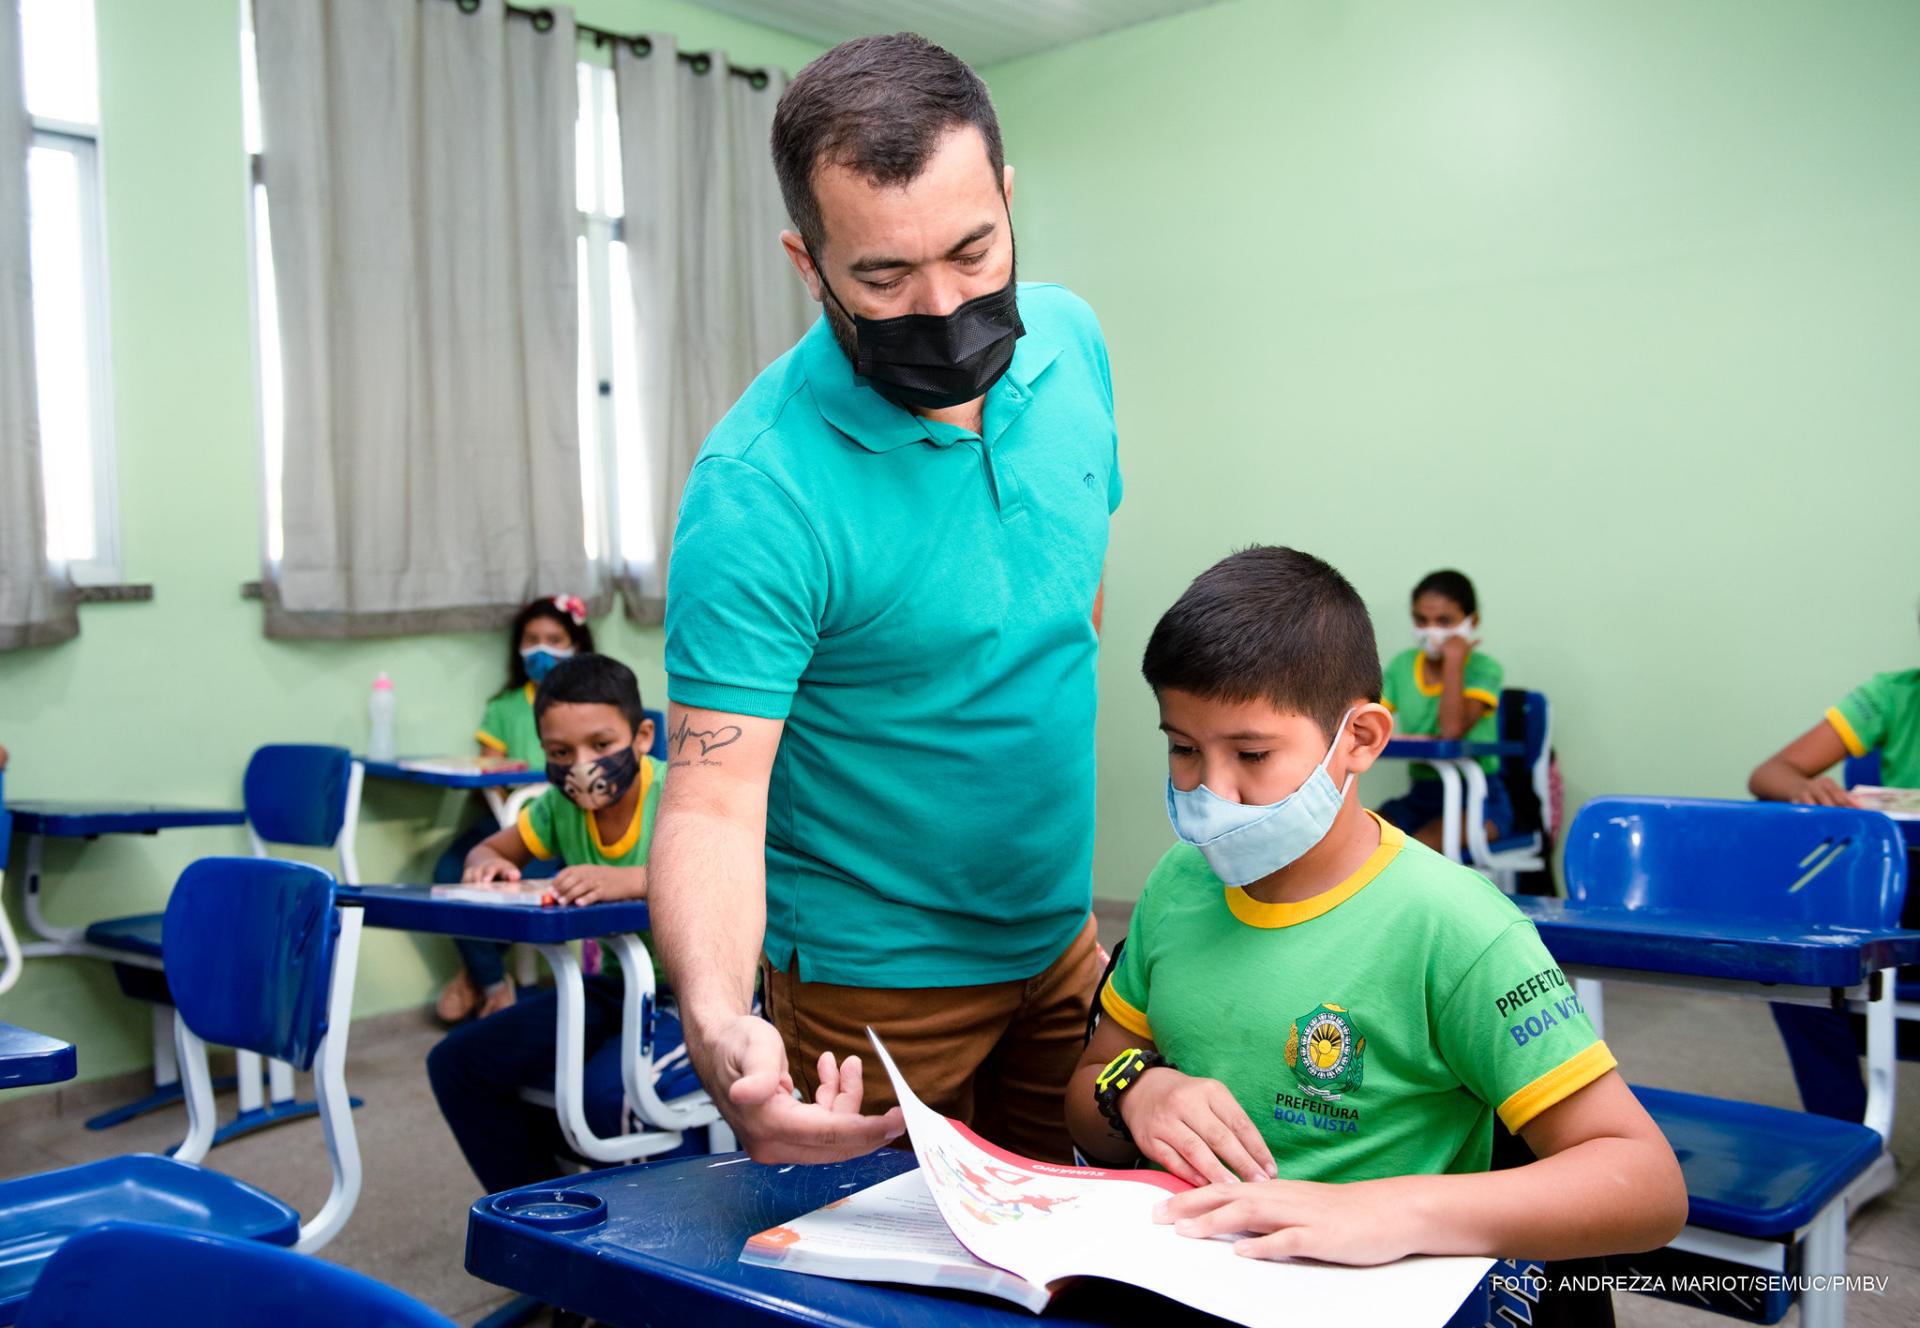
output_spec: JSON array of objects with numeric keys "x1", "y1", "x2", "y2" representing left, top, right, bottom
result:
[
  {"x1": 1142, "y1": 546, "x2": 1381, "y2": 741},
  {"x1": 503, "y1": 596, "x2": 596, "y2": 693},
  {"x1": 534, "y1": 654, "x2": 645, "y2": 732},
  {"x1": 1412, "y1": 569, "x2": 1477, "y2": 617}
]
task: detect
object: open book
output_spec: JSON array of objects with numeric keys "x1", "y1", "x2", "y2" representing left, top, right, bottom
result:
[
  {"x1": 396, "y1": 755, "x2": 533, "y2": 776},
  {"x1": 1852, "y1": 785, "x2": 1920, "y2": 821},
  {"x1": 429, "y1": 883, "x2": 557, "y2": 907},
  {"x1": 741, "y1": 1031, "x2": 1491, "y2": 1325}
]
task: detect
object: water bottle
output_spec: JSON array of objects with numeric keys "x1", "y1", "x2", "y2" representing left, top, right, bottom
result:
[{"x1": 368, "y1": 673, "x2": 397, "y2": 761}]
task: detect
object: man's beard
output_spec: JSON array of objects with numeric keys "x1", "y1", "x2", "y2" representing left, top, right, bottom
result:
[{"x1": 821, "y1": 251, "x2": 1018, "y2": 371}]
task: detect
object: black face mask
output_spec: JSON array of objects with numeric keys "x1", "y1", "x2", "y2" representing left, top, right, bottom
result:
[
  {"x1": 547, "y1": 745, "x2": 640, "y2": 812},
  {"x1": 810, "y1": 238, "x2": 1024, "y2": 412}
]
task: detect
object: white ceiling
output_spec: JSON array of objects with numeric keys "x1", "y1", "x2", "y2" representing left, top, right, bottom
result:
[{"x1": 684, "y1": 0, "x2": 1233, "y2": 69}]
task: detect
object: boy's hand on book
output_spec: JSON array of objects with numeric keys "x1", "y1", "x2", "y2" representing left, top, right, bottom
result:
[
  {"x1": 462, "y1": 855, "x2": 522, "y2": 885},
  {"x1": 715, "y1": 1014, "x2": 906, "y2": 1164},
  {"x1": 552, "y1": 864, "x2": 645, "y2": 906},
  {"x1": 1154, "y1": 1177, "x2": 1418, "y2": 1266},
  {"x1": 1793, "y1": 776, "x2": 1858, "y2": 808},
  {"x1": 1118, "y1": 1068, "x2": 1277, "y2": 1187}
]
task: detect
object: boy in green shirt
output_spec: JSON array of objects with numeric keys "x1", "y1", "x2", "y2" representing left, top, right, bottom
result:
[
  {"x1": 1067, "y1": 547, "x2": 1685, "y2": 1268},
  {"x1": 429, "y1": 653, "x2": 670, "y2": 1192},
  {"x1": 464, "y1": 656, "x2": 661, "y2": 905}
]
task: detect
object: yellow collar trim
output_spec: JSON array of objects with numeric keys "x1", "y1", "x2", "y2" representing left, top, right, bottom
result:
[
  {"x1": 589, "y1": 756, "x2": 652, "y2": 860},
  {"x1": 522, "y1": 682, "x2": 537, "y2": 705},
  {"x1": 1224, "y1": 814, "x2": 1404, "y2": 929},
  {"x1": 1413, "y1": 653, "x2": 1445, "y2": 697}
]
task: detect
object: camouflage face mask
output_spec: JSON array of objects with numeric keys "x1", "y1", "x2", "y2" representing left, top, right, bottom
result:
[{"x1": 547, "y1": 745, "x2": 639, "y2": 812}]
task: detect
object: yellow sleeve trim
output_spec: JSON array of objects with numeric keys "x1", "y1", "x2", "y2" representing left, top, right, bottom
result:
[
  {"x1": 1825, "y1": 706, "x2": 1867, "y2": 759},
  {"x1": 475, "y1": 730, "x2": 508, "y2": 753},
  {"x1": 517, "y1": 805, "x2": 555, "y2": 861},
  {"x1": 1099, "y1": 983, "x2": 1153, "y2": 1040},
  {"x1": 1462, "y1": 688, "x2": 1500, "y2": 711},
  {"x1": 1497, "y1": 1040, "x2": 1617, "y2": 1133}
]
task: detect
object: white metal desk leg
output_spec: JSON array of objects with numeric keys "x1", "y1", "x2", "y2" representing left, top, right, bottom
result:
[
  {"x1": 22, "y1": 834, "x2": 84, "y2": 947},
  {"x1": 1460, "y1": 761, "x2": 1497, "y2": 872},
  {"x1": 1435, "y1": 763, "x2": 1464, "y2": 863},
  {"x1": 236, "y1": 1050, "x2": 265, "y2": 1113},
  {"x1": 1574, "y1": 979, "x2": 1605, "y2": 1040},
  {"x1": 0, "y1": 871, "x2": 20, "y2": 995},
  {"x1": 1797, "y1": 1200, "x2": 1847, "y2": 1328},
  {"x1": 535, "y1": 941, "x2": 683, "y2": 1164},
  {"x1": 1864, "y1": 966, "x2": 1895, "y2": 1146}
]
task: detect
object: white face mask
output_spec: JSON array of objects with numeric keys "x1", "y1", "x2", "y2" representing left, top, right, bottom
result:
[
  {"x1": 1165, "y1": 710, "x2": 1355, "y2": 887},
  {"x1": 1415, "y1": 621, "x2": 1475, "y2": 660}
]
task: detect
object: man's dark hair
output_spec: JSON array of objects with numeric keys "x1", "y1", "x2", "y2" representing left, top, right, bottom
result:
[
  {"x1": 771, "y1": 33, "x2": 1005, "y2": 251},
  {"x1": 535, "y1": 654, "x2": 645, "y2": 732},
  {"x1": 1142, "y1": 547, "x2": 1382, "y2": 740},
  {"x1": 1412, "y1": 569, "x2": 1477, "y2": 616}
]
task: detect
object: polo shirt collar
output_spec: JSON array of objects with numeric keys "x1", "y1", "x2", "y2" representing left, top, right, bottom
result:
[{"x1": 800, "y1": 287, "x2": 1064, "y2": 453}]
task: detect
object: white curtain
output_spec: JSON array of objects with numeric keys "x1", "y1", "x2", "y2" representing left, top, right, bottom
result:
[
  {"x1": 614, "y1": 37, "x2": 812, "y2": 623},
  {"x1": 254, "y1": 0, "x2": 589, "y2": 638},
  {"x1": 0, "y1": 0, "x2": 77, "y2": 650}
]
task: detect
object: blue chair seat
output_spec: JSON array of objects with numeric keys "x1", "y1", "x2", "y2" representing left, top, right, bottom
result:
[
  {"x1": 1636, "y1": 1085, "x2": 1883, "y2": 1238},
  {"x1": 83, "y1": 913, "x2": 165, "y2": 960},
  {"x1": 0, "y1": 1155, "x2": 299, "y2": 1317}
]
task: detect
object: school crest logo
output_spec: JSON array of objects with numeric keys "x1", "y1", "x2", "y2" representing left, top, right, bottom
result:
[{"x1": 1284, "y1": 1003, "x2": 1365, "y2": 1099}]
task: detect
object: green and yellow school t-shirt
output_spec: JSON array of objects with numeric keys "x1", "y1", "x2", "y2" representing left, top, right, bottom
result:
[
  {"x1": 516, "y1": 754, "x2": 664, "y2": 867},
  {"x1": 1102, "y1": 815, "x2": 1614, "y2": 1182},
  {"x1": 1826, "y1": 669, "x2": 1920, "y2": 789},
  {"x1": 477, "y1": 684, "x2": 542, "y2": 764},
  {"x1": 1381, "y1": 648, "x2": 1503, "y2": 774}
]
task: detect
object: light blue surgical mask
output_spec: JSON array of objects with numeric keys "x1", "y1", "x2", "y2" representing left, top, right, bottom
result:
[
  {"x1": 1165, "y1": 710, "x2": 1355, "y2": 887},
  {"x1": 520, "y1": 646, "x2": 573, "y2": 683}
]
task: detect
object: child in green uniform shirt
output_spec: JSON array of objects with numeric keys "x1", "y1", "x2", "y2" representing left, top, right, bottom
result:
[
  {"x1": 428, "y1": 653, "x2": 672, "y2": 1193},
  {"x1": 1749, "y1": 620, "x2": 1920, "y2": 1121},
  {"x1": 1067, "y1": 547, "x2": 1684, "y2": 1268},
  {"x1": 1377, "y1": 569, "x2": 1512, "y2": 852},
  {"x1": 436, "y1": 595, "x2": 597, "y2": 1023}
]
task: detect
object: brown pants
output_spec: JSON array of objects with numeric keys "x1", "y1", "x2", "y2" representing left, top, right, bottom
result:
[{"x1": 761, "y1": 915, "x2": 1103, "y2": 1164}]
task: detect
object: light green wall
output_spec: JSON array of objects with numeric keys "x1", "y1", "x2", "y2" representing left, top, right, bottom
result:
[
  {"x1": 0, "y1": 0, "x2": 821, "y2": 1084},
  {"x1": 981, "y1": 0, "x2": 1920, "y2": 904}
]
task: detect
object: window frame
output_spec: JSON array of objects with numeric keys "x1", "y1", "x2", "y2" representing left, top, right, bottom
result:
[{"x1": 27, "y1": 112, "x2": 120, "y2": 586}]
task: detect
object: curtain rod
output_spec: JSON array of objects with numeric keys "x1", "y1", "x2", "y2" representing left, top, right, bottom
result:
[{"x1": 451, "y1": 0, "x2": 774, "y2": 89}]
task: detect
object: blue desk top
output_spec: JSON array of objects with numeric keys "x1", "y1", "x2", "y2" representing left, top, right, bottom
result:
[
  {"x1": 358, "y1": 760, "x2": 545, "y2": 791},
  {"x1": 6, "y1": 802, "x2": 247, "y2": 838},
  {"x1": 1512, "y1": 896, "x2": 1920, "y2": 988},
  {"x1": 1380, "y1": 738, "x2": 1525, "y2": 761},
  {"x1": 336, "y1": 884, "x2": 649, "y2": 943},
  {"x1": 467, "y1": 1151, "x2": 1293, "y2": 1327},
  {"x1": 0, "y1": 1025, "x2": 77, "y2": 1089}
]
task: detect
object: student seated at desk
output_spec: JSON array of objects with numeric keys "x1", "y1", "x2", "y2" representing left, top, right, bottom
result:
[
  {"x1": 1069, "y1": 548, "x2": 1685, "y2": 1271},
  {"x1": 1375, "y1": 569, "x2": 1512, "y2": 854},
  {"x1": 427, "y1": 654, "x2": 666, "y2": 1192},
  {"x1": 435, "y1": 594, "x2": 597, "y2": 1025},
  {"x1": 1749, "y1": 638, "x2": 1920, "y2": 1121}
]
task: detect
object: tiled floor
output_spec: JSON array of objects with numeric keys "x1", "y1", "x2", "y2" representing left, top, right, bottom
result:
[{"x1": 3, "y1": 977, "x2": 1917, "y2": 1325}]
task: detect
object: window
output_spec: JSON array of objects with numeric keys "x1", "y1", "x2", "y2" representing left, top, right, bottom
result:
[
  {"x1": 21, "y1": 0, "x2": 118, "y2": 583},
  {"x1": 245, "y1": 18, "x2": 642, "y2": 572}
]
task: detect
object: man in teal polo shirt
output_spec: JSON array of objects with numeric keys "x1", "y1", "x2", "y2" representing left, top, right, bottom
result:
[{"x1": 649, "y1": 33, "x2": 1119, "y2": 1164}]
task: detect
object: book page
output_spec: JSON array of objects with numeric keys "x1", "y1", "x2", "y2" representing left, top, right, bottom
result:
[
  {"x1": 1852, "y1": 785, "x2": 1920, "y2": 820},
  {"x1": 869, "y1": 1029, "x2": 1493, "y2": 1328},
  {"x1": 429, "y1": 884, "x2": 556, "y2": 907},
  {"x1": 740, "y1": 1169, "x2": 1051, "y2": 1313}
]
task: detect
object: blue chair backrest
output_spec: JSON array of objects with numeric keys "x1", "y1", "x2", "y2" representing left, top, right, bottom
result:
[
  {"x1": 645, "y1": 707, "x2": 667, "y2": 761},
  {"x1": 243, "y1": 745, "x2": 353, "y2": 848},
  {"x1": 17, "y1": 1220, "x2": 456, "y2": 1327},
  {"x1": 1, "y1": 769, "x2": 10, "y2": 872},
  {"x1": 1844, "y1": 750, "x2": 1883, "y2": 789},
  {"x1": 1564, "y1": 796, "x2": 1907, "y2": 929},
  {"x1": 163, "y1": 857, "x2": 340, "y2": 1071}
]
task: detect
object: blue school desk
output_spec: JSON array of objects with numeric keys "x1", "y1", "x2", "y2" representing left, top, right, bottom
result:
[
  {"x1": 465, "y1": 1150, "x2": 1491, "y2": 1328},
  {"x1": 356, "y1": 760, "x2": 548, "y2": 832},
  {"x1": 0, "y1": 1024, "x2": 76, "y2": 1089},
  {"x1": 337, "y1": 884, "x2": 720, "y2": 1164},
  {"x1": 0, "y1": 801, "x2": 247, "y2": 994},
  {"x1": 1376, "y1": 739, "x2": 1524, "y2": 865}
]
